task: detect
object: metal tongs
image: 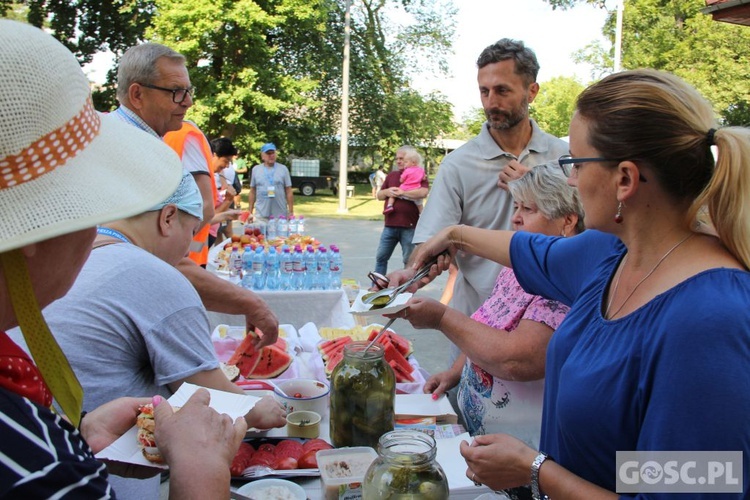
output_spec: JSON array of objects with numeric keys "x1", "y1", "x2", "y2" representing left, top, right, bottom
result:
[
  {"x1": 362, "y1": 254, "x2": 441, "y2": 306},
  {"x1": 363, "y1": 254, "x2": 442, "y2": 352}
]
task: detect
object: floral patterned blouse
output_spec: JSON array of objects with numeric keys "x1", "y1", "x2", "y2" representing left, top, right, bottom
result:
[{"x1": 457, "y1": 267, "x2": 569, "y2": 447}]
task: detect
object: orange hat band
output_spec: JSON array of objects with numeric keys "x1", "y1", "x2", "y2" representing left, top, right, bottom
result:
[{"x1": 0, "y1": 96, "x2": 100, "y2": 189}]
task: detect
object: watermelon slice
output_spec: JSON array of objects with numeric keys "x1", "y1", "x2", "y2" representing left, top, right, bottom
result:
[
  {"x1": 382, "y1": 339, "x2": 413, "y2": 375},
  {"x1": 227, "y1": 331, "x2": 259, "y2": 365},
  {"x1": 385, "y1": 332, "x2": 413, "y2": 358},
  {"x1": 274, "y1": 337, "x2": 288, "y2": 352},
  {"x1": 389, "y1": 359, "x2": 415, "y2": 383},
  {"x1": 318, "y1": 336, "x2": 352, "y2": 357},
  {"x1": 244, "y1": 345, "x2": 293, "y2": 379},
  {"x1": 324, "y1": 349, "x2": 344, "y2": 376},
  {"x1": 320, "y1": 339, "x2": 351, "y2": 362}
]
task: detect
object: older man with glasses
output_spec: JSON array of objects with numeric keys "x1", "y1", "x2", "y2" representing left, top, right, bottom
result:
[{"x1": 112, "y1": 42, "x2": 280, "y2": 368}]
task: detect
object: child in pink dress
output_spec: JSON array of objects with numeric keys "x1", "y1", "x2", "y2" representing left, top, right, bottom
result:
[{"x1": 383, "y1": 150, "x2": 426, "y2": 214}]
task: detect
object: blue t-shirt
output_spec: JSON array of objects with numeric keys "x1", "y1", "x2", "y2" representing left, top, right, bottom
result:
[{"x1": 511, "y1": 230, "x2": 750, "y2": 498}]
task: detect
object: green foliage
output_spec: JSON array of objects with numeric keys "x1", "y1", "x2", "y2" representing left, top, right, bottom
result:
[
  {"x1": 530, "y1": 76, "x2": 585, "y2": 138},
  {"x1": 542, "y1": 0, "x2": 607, "y2": 10},
  {"x1": 571, "y1": 0, "x2": 750, "y2": 126},
  {"x1": 20, "y1": 0, "x2": 156, "y2": 65},
  {"x1": 7, "y1": 0, "x2": 459, "y2": 162},
  {"x1": 459, "y1": 107, "x2": 486, "y2": 138}
]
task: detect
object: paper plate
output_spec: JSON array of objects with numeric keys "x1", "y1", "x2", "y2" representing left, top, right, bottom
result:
[{"x1": 349, "y1": 289, "x2": 412, "y2": 317}]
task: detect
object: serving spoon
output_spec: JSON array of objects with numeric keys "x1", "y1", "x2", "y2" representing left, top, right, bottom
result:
[{"x1": 362, "y1": 254, "x2": 441, "y2": 306}]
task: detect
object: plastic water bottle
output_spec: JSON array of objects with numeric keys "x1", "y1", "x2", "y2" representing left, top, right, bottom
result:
[
  {"x1": 329, "y1": 244, "x2": 342, "y2": 290},
  {"x1": 251, "y1": 247, "x2": 266, "y2": 290},
  {"x1": 303, "y1": 245, "x2": 317, "y2": 290},
  {"x1": 265, "y1": 246, "x2": 280, "y2": 290},
  {"x1": 291, "y1": 244, "x2": 305, "y2": 290},
  {"x1": 266, "y1": 216, "x2": 276, "y2": 239},
  {"x1": 297, "y1": 215, "x2": 305, "y2": 235},
  {"x1": 279, "y1": 245, "x2": 293, "y2": 290},
  {"x1": 277, "y1": 215, "x2": 288, "y2": 238},
  {"x1": 316, "y1": 246, "x2": 330, "y2": 290},
  {"x1": 288, "y1": 215, "x2": 298, "y2": 235},
  {"x1": 228, "y1": 245, "x2": 242, "y2": 278},
  {"x1": 240, "y1": 245, "x2": 254, "y2": 288}
]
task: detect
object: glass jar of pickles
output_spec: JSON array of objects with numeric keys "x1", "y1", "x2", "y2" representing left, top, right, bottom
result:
[
  {"x1": 363, "y1": 429, "x2": 449, "y2": 499},
  {"x1": 329, "y1": 341, "x2": 395, "y2": 448}
]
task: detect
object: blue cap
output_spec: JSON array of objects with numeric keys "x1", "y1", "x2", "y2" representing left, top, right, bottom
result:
[{"x1": 261, "y1": 143, "x2": 277, "y2": 153}]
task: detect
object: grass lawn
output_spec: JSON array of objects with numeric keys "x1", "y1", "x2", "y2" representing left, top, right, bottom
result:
[{"x1": 241, "y1": 183, "x2": 385, "y2": 221}]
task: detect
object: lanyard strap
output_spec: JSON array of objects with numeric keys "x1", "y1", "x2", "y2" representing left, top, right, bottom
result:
[
  {"x1": 0, "y1": 249, "x2": 83, "y2": 427},
  {"x1": 264, "y1": 165, "x2": 276, "y2": 185},
  {"x1": 96, "y1": 227, "x2": 131, "y2": 243},
  {"x1": 114, "y1": 107, "x2": 161, "y2": 139}
]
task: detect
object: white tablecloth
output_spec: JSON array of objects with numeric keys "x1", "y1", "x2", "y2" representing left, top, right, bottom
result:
[{"x1": 207, "y1": 288, "x2": 355, "y2": 331}]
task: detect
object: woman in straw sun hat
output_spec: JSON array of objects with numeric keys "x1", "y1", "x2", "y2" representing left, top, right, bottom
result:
[{"x1": 0, "y1": 20, "x2": 245, "y2": 498}]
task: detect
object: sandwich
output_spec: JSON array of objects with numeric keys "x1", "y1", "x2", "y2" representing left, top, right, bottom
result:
[{"x1": 135, "y1": 403, "x2": 180, "y2": 464}]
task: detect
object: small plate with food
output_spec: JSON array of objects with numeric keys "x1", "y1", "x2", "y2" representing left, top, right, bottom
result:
[{"x1": 235, "y1": 478, "x2": 306, "y2": 500}]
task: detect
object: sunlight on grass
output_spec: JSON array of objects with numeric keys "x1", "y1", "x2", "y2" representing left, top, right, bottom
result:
[{"x1": 242, "y1": 183, "x2": 385, "y2": 221}]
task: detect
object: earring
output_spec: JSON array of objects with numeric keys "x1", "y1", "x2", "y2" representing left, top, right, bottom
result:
[{"x1": 614, "y1": 202, "x2": 624, "y2": 224}]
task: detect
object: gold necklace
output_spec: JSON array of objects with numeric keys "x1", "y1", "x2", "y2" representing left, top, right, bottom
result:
[{"x1": 605, "y1": 233, "x2": 695, "y2": 319}]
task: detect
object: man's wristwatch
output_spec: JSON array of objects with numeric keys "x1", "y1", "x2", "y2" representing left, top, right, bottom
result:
[{"x1": 531, "y1": 452, "x2": 551, "y2": 500}]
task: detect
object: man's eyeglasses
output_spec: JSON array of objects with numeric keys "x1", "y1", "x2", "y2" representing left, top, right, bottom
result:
[
  {"x1": 557, "y1": 155, "x2": 647, "y2": 182},
  {"x1": 139, "y1": 83, "x2": 195, "y2": 104}
]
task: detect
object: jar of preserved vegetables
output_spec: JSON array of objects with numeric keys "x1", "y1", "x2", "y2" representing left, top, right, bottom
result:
[
  {"x1": 329, "y1": 341, "x2": 395, "y2": 448},
  {"x1": 363, "y1": 429, "x2": 449, "y2": 499}
]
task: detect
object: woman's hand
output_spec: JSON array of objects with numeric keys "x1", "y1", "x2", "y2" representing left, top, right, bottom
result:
[
  {"x1": 423, "y1": 368, "x2": 460, "y2": 399},
  {"x1": 409, "y1": 229, "x2": 457, "y2": 274},
  {"x1": 245, "y1": 396, "x2": 287, "y2": 430},
  {"x1": 392, "y1": 297, "x2": 446, "y2": 330},
  {"x1": 460, "y1": 434, "x2": 537, "y2": 491}
]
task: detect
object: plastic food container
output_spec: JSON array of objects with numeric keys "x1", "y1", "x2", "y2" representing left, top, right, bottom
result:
[{"x1": 317, "y1": 447, "x2": 378, "y2": 500}]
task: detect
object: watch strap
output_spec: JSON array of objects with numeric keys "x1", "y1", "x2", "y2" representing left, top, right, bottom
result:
[{"x1": 531, "y1": 451, "x2": 551, "y2": 500}]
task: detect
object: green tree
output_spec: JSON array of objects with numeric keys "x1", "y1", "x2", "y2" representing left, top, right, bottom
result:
[
  {"x1": 550, "y1": 0, "x2": 750, "y2": 126},
  {"x1": 531, "y1": 76, "x2": 586, "y2": 138},
  {"x1": 6, "y1": 0, "x2": 459, "y2": 165},
  {"x1": 147, "y1": 0, "x2": 330, "y2": 157},
  {"x1": 311, "y1": 0, "x2": 458, "y2": 167}
]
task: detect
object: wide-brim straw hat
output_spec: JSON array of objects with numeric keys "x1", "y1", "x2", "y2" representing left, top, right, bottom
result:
[{"x1": 0, "y1": 20, "x2": 183, "y2": 253}]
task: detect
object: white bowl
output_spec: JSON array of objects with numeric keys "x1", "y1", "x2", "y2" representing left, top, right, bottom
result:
[
  {"x1": 236, "y1": 478, "x2": 306, "y2": 499},
  {"x1": 273, "y1": 378, "x2": 330, "y2": 417}
]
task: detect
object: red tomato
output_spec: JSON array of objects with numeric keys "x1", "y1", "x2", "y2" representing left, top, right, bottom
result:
[
  {"x1": 247, "y1": 450, "x2": 276, "y2": 467},
  {"x1": 257, "y1": 443, "x2": 276, "y2": 454},
  {"x1": 229, "y1": 442, "x2": 255, "y2": 477},
  {"x1": 273, "y1": 456, "x2": 299, "y2": 470},
  {"x1": 302, "y1": 438, "x2": 333, "y2": 454},
  {"x1": 237, "y1": 442, "x2": 255, "y2": 458},
  {"x1": 275, "y1": 440, "x2": 304, "y2": 461},
  {"x1": 230, "y1": 455, "x2": 249, "y2": 477},
  {"x1": 298, "y1": 449, "x2": 319, "y2": 469}
]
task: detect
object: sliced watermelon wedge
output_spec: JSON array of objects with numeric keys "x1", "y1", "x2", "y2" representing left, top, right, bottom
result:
[
  {"x1": 244, "y1": 344, "x2": 293, "y2": 379},
  {"x1": 382, "y1": 338, "x2": 414, "y2": 375},
  {"x1": 227, "y1": 330, "x2": 259, "y2": 366},
  {"x1": 389, "y1": 359, "x2": 415, "y2": 383}
]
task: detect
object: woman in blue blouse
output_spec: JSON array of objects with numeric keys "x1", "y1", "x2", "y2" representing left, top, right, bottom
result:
[{"x1": 404, "y1": 69, "x2": 750, "y2": 499}]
